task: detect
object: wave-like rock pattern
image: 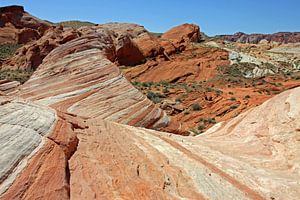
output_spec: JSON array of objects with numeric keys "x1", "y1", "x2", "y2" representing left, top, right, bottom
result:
[
  {"x1": 1, "y1": 87, "x2": 299, "y2": 199},
  {"x1": 17, "y1": 28, "x2": 169, "y2": 129},
  {"x1": 69, "y1": 86, "x2": 300, "y2": 200},
  {"x1": 1, "y1": 23, "x2": 299, "y2": 200},
  {"x1": 0, "y1": 80, "x2": 20, "y2": 94}
]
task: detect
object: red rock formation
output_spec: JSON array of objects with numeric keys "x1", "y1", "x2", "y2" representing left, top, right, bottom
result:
[
  {"x1": 220, "y1": 31, "x2": 300, "y2": 44},
  {"x1": 17, "y1": 26, "x2": 169, "y2": 129},
  {"x1": 0, "y1": 79, "x2": 20, "y2": 94},
  {"x1": 97, "y1": 23, "x2": 164, "y2": 64},
  {"x1": 1, "y1": 87, "x2": 299, "y2": 199},
  {"x1": 0, "y1": 8, "x2": 299, "y2": 199},
  {"x1": 124, "y1": 46, "x2": 229, "y2": 83},
  {"x1": 161, "y1": 23, "x2": 201, "y2": 51},
  {"x1": 0, "y1": 5, "x2": 51, "y2": 44},
  {"x1": 1, "y1": 26, "x2": 80, "y2": 70}
]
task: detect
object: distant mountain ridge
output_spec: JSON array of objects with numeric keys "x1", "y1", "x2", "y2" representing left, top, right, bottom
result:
[{"x1": 219, "y1": 31, "x2": 300, "y2": 44}]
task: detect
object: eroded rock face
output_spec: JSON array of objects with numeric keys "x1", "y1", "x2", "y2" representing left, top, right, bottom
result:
[
  {"x1": 17, "y1": 27, "x2": 169, "y2": 129},
  {"x1": 220, "y1": 32, "x2": 300, "y2": 44},
  {"x1": 161, "y1": 23, "x2": 201, "y2": 51},
  {"x1": 0, "y1": 97, "x2": 72, "y2": 199},
  {"x1": 97, "y1": 23, "x2": 164, "y2": 63},
  {"x1": 2, "y1": 26, "x2": 80, "y2": 70},
  {"x1": 0, "y1": 80, "x2": 20, "y2": 94},
  {"x1": 124, "y1": 46, "x2": 229, "y2": 83},
  {"x1": 0, "y1": 5, "x2": 51, "y2": 44},
  {"x1": 1, "y1": 12, "x2": 299, "y2": 199},
  {"x1": 1, "y1": 87, "x2": 299, "y2": 199}
]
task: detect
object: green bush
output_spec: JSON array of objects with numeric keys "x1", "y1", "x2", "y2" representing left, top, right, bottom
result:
[
  {"x1": 175, "y1": 98, "x2": 182, "y2": 103},
  {"x1": 197, "y1": 124, "x2": 206, "y2": 130},
  {"x1": 146, "y1": 91, "x2": 165, "y2": 103},
  {"x1": 142, "y1": 82, "x2": 153, "y2": 87},
  {"x1": 163, "y1": 87, "x2": 169, "y2": 93},
  {"x1": 199, "y1": 117, "x2": 216, "y2": 124},
  {"x1": 191, "y1": 103, "x2": 202, "y2": 111},
  {"x1": 160, "y1": 80, "x2": 169, "y2": 87},
  {"x1": 229, "y1": 97, "x2": 236, "y2": 101},
  {"x1": 0, "y1": 69, "x2": 33, "y2": 83},
  {"x1": 56, "y1": 20, "x2": 95, "y2": 29},
  {"x1": 230, "y1": 104, "x2": 239, "y2": 110},
  {"x1": 0, "y1": 44, "x2": 20, "y2": 60},
  {"x1": 188, "y1": 128, "x2": 202, "y2": 135},
  {"x1": 207, "y1": 117, "x2": 216, "y2": 124}
]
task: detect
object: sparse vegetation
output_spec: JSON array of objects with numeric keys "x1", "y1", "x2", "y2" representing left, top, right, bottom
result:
[
  {"x1": 146, "y1": 91, "x2": 165, "y2": 103},
  {"x1": 199, "y1": 117, "x2": 216, "y2": 124},
  {"x1": 56, "y1": 20, "x2": 95, "y2": 29},
  {"x1": 163, "y1": 87, "x2": 169, "y2": 93},
  {"x1": 175, "y1": 98, "x2": 182, "y2": 103},
  {"x1": 215, "y1": 89, "x2": 223, "y2": 96},
  {"x1": 229, "y1": 97, "x2": 236, "y2": 101},
  {"x1": 0, "y1": 44, "x2": 20, "y2": 60},
  {"x1": 197, "y1": 124, "x2": 206, "y2": 131},
  {"x1": 128, "y1": 61, "x2": 299, "y2": 136},
  {"x1": 230, "y1": 104, "x2": 239, "y2": 110},
  {"x1": 196, "y1": 117, "x2": 217, "y2": 132},
  {"x1": 0, "y1": 69, "x2": 33, "y2": 83},
  {"x1": 188, "y1": 128, "x2": 202, "y2": 135},
  {"x1": 191, "y1": 103, "x2": 202, "y2": 111},
  {"x1": 150, "y1": 32, "x2": 163, "y2": 38}
]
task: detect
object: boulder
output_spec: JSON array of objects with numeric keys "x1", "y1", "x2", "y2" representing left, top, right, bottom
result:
[{"x1": 161, "y1": 23, "x2": 201, "y2": 50}]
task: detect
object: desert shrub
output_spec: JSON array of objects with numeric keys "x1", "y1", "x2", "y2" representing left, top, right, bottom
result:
[
  {"x1": 215, "y1": 89, "x2": 223, "y2": 96},
  {"x1": 0, "y1": 44, "x2": 20, "y2": 60},
  {"x1": 175, "y1": 98, "x2": 182, "y2": 103},
  {"x1": 198, "y1": 117, "x2": 216, "y2": 124},
  {"x1": 191, "y1": 103, "x2": 202, "y2": 111},
  {"x1": 180, "y1": 83, "x2": 192, "y2": 93},
  {"x1": 197, "y1": 124, "x2": 206, "y2": 131},
  {"x1": 244, "y1": 95, "x2": 251, "y2": 99},
  {"x1": 142, "y1": 82, "x2": 153, "y2": 87},
  {"x1": 132, "y1": 81, "x2": 141, "y2": 86},
  {"x1": 189, "y1": 128, "x2": 202, "y2": 135},
  {"x1": 150, "y1": 32, "x2": 163, "y2": 38},
  {"x1": 207, "y1": 117, "x2": 216, "y2": 124},
  {"x1": 160, "y1": 80, "x2": 169, "y2": 87},
  {"x1": 230, "y1": 104, "x2": 239, "y2": 110},
  {"x1": 163, "y1": 87, "x2": 169, "y2": 93},
  {"x1": 229, "y1": 97, "x2": 236, "y2": 101},
  {"x1": 146, "y1": 91, "x2": 165, "y2": 103},
  {"x1": 0, "y1": 69, "x2": 33, "y2": 83},
  {"x1": 56, "y1": 20, "x2": 95, "y2": 29}
]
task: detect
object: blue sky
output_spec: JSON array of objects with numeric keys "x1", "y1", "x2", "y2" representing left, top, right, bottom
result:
[{"x1": 1, "y1": 0, "x2": 300, "y2": 36}]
